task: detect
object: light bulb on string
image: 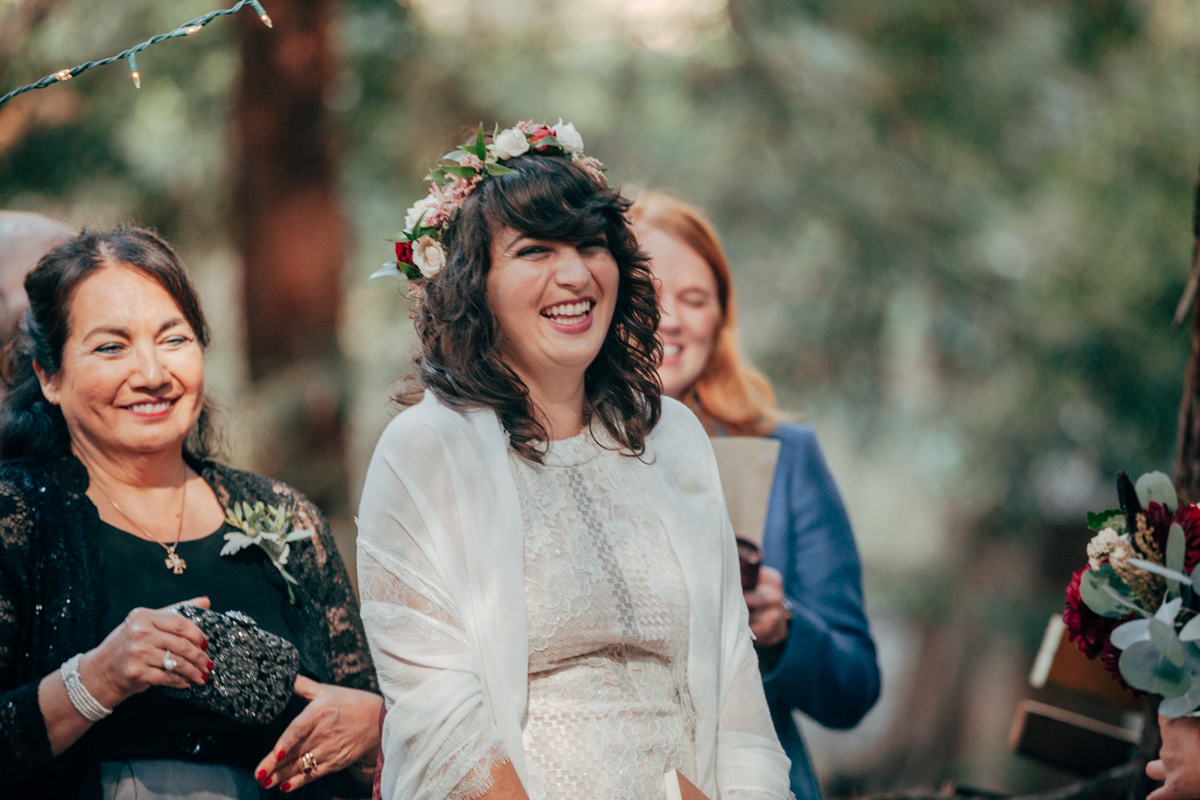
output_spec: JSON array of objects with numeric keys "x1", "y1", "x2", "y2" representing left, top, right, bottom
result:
[
  {"x1": 185, "y1": 25, "x2": 202, "y2": 35},
  {"x1": 249, "y1": 0, "x2": 273, "y2": 27},
  {"x1": 127, "y1": 53, "x2": 140, "y2": 89},
  {"x1": 54, "y1": 70, "x2": 72, "y2": 82}
]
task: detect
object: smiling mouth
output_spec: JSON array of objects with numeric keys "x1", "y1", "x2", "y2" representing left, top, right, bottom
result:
[
  {"x1": 663, "y1": 344, "x2": 682, "y2": 358},
  {"x1": 125, "y1": 399, "x2": 177, "y2": 416},
  {"x1": 541, "y1": 300, "x2": 595, "y2": 326}
]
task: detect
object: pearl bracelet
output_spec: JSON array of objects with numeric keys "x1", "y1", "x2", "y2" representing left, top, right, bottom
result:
[{"x1": 60, "y1": 653, "x2": 112, "y2": 722}]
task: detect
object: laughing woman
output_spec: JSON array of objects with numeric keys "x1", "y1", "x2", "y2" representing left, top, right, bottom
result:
[
  {"x1": 0, "y1": 228, "x2": 381, "y2": 799},
  {"x1": 357, "y1": 122, "x2": 793, "y2": 800}
]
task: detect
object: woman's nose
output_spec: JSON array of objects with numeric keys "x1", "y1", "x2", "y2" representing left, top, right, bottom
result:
[
  {"x1": 553, "y1": 249, "x2": 591, "y2": 288},
  {"x1": 658, "y1": 297, "x2": 680, "y2": 331},
  {"x1": 132, "y1": 345, "x2": 170, "y2": 388}
]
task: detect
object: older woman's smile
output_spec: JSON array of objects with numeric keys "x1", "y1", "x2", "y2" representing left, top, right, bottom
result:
[
  {"x1": 123, "y1": 398, "x2": 179, "y2": 420},
  {"x1": 540, "y1": 298, "x2": 595, "y2": 332}
]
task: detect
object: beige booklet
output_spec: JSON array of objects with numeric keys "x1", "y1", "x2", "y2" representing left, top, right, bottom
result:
[
  {"x1": 664, "y1": 768, "x2": 711, "y2": 800},
  {"x1": 709, "y1": 436, "x2": 782, "y2": 547}
]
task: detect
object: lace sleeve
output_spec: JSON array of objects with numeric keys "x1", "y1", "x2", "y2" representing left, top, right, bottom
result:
[{"x1": 357, "y1": 423, "x2": 509, "y2": 800}]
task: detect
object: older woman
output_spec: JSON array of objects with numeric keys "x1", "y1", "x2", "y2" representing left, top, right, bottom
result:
[
  {"x1": 630, "y1": 192, "x2": 880, "y2": 800},
  {"x1": 0, "y1": 228, "x2": 381, "y2": 799},
  {"x1": 357, "y1": 122, "x2": 792, "y2": 800}
]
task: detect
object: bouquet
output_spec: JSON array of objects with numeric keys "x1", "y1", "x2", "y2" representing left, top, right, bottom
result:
[{"x1": 1064, "y1": 470, "x2": 1200, "y2": 716}]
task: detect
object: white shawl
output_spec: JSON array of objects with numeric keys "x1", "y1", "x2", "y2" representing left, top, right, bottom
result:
[{"x1": 356, "y1": 393, "x2": 792, "y2": 800}]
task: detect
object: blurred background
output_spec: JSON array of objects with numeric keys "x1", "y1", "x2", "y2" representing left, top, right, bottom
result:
[{"x1": 3, "y1": 0, "x2": 1199, "y2": 793}]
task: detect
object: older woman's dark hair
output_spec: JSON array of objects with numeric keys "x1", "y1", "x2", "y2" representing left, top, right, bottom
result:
[
  {"x1": 0, "y1": 227, "x2": 217, "y2": 461},
  {"x1": 400, "y1": 155, "x2": 662, "y2": 461}
]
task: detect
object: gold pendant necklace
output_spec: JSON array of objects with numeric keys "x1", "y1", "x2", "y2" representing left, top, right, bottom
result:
[{"x1": 94, "y1": 474, "x2": 189, "y2": 574}]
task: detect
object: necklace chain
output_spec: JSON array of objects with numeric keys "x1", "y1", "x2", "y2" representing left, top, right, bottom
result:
[{"x1": 93, "y1": 473, "x2": 189, "y2": 574}]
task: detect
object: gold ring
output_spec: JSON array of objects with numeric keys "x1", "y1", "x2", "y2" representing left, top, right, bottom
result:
[{"x1": 301, "y1": 751, "x2": 318, "y2": 775}]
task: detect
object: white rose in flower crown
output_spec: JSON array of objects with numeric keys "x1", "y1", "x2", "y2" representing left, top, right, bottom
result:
[
  {"x1": 552, "y1": 119, "x2": 584, "y2": 153},
  {"x1": 493, "y1": 127, "x2": 530, "y2": 160},
  {"x1": 404, "y1": 196, "x2": 432, "y2": 233},
  {"x1": 412, "y1": 235, "x2": 447, "y2": 277}
]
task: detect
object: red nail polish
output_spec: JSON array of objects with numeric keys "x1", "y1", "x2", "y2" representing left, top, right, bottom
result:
[
  {"x1": 262, "y1": 777, "x2": 273, "y2": 788},
  {"x1": 256, "y1": 770, "x2": 267, "y2": 781},
  {"x1": 204, "y1": 674, "x2": 211, "y2": 683},
  {"x1": 201, "y1": 639, "x2": 208, "y2": 651},
  {"x1": 281, "y1": 782, "x2": 291, "y2": 792},
  {"x1": 278, "y1": 750, "x2": 287, "y2": 760},
  {"x1": 207, "y1": 661, "x2": 214, "y2": 671}
]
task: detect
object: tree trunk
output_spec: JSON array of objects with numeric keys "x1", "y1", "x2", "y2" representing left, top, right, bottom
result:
[{"x1": 232, "y1": 0, "x2": 350, "y2": 518}]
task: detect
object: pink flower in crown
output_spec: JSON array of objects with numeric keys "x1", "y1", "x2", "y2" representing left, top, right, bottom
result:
[
  {"x1": 459, "y1": 153, "x2": 486, "y2": 171},
  {"x1": 424, "y1": 174, "x2": 483, "y2": 228}
]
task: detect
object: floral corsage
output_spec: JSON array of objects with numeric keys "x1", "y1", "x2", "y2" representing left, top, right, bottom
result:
[{"x1": 220, "y1": 501, "x2": 315, "y2": 604}]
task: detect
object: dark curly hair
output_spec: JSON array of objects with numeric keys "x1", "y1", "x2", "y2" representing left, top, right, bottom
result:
[
  {"x1": 0, "y1": 226, "x2": 219, "y2": 462},
  {"x1": 397, "y1": 154, "x2": 662, "y2": 462}
]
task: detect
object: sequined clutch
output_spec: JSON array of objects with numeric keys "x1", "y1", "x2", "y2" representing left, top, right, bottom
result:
[{"x1": 164, "y1": 604, "x2": 300, "y2": 725}]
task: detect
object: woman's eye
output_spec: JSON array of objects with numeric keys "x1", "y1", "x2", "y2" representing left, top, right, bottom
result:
[
  {"x1": 579, "y1": 239, "x2": 607, "y2": 253},
  {"x1": 517, "y1": 246, "x2": 550, "y2": 258},
  {"x1": 96, "y1": 343, "x2": 123, "y2": 354},
  {"x1": 164, "y1": 335, "x2": 189, "y2": 347},
  {"x1": 680, "y1": 293, "x2": 712, "y2": 307}
]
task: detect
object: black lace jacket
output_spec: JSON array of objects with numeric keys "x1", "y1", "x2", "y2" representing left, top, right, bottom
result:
[{"x1": 0, "y1": 454, "x2": 378, "y2": 799}]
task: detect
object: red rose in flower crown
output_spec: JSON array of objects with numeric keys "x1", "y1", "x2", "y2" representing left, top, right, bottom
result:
[{"x1": 395, "y1": 241, "x2": 414, "y2": 267}]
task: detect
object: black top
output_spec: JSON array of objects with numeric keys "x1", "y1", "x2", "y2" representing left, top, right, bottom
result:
[
  {"x1": 90, "y1": 519, "x2": 306, "y2": 767},
  {"x1": 0, "y1": 454, "x2": 378, "y2": 800}
]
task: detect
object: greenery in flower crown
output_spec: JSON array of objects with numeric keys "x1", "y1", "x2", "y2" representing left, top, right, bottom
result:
[
  {"x1": 371, "y1": 120, "x2": 606, "y2": 284},
  {"x1": 1064, "y1": 470, "x2": 1200, "y2": 716},
  {"x1": 220, "y1": 501, "x2": 315, "y2": 604}
]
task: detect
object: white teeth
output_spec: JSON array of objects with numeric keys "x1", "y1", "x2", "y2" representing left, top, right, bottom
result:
[
  {"x1": 129, "y1": 401, "x2": 172, "y2": 414},
  {"x1": 543, "y1": 300, "x2": 594, "y2": 320},
  {"x1": 664, "y1": 344, "x2": 682, "y2": 356}
]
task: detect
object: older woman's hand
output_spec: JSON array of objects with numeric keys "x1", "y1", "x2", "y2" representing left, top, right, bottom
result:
[
  {"x1": 745, "y1": 567, "x2": 790, "y2": 647},
  {"x1": 82, "y1": 596, "x2": 213, "y2": 707},
  {"x1": 254, "y1": 676, "x2": 383, "y2": 792},
  {"x1": 1148, "y1": 715, "x2": 1200, "y2": 800}
]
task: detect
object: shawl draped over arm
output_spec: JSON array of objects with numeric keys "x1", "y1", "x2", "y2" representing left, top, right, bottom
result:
[{"x1": 357, "y1": 395, "x2": 792, "y2": 800}]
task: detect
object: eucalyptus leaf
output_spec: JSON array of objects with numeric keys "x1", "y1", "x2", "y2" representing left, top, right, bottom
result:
[
  {"x1": 1110, "y1": 618, "x2": 1151, "y2": 649},
  {"x1": 285, "y1": 529, "x2": 315, "y2": 542},
  {"x1": 1120, "y1": 640, "x2": 1191, "y2": 697},
  {"x1": 1136, "y1": 471, "x2": 1179, "y2": 513},
  {"x1": 1168, "y1": 523, "x2": 1187, "y2": 596},
  {"x1": 1080, "y1": 565, "x2": 1141, "y2": 618},
  {"x1": 1151, "y1": 617, "x2": 1187, "y2": 667},
  {"x1": 1158, "y1": 596, "x2": 1183, "y2": 624},
  {"x1": 1180, "y1": 614, "x2": 1200, "y2": 642},
  {"x1": 1159, "y1": 672, "x2": 1200, "y2": 718},
  {"x1": 370, "y1": 264, "x2": 401, "y2": 279},
  {"x1": 1087, "y1": 510, "x2": 1127, "y2": 532},
  {"x1": 1129, "y1": 557, "x2": 1193, "y2": 587}
]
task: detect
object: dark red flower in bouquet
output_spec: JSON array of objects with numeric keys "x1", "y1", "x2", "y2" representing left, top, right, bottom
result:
[
  {"x1": 1063, "y1": 566, "x2": 1117, "y2": 659},
  {"x1": 1174, "y1": 502, "x2": 1200, "y2": 571},
  {"x1": 1063, "y1": 566, "x2": 1138, "y2": 692},
  {"x1": 395, "y1": 241, "x2": 414, "y2": 265}
]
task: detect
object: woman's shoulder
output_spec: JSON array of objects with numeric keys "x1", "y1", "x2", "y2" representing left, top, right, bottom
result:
[
  {"x1": 652, "y1": 396, "x2": 711, "y2": 445},
  {"x1": 201, "y1": 461, "x2": 322, "y2": 518},
  {"x1": 372, "y1": 392, "x2": 504, "y2": 466},
  {"x1": 767, "y1": 421, "x2": 821, "y2": 454}
]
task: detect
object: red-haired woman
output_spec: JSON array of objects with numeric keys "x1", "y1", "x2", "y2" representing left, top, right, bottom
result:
[{"x1": 631, "y1": 191, "x2": 880, "y2": 800}]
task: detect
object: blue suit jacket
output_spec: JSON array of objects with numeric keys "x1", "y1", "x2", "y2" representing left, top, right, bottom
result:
[{"x1": 758, "y1": 424, "x2": 881, "y2": 800}]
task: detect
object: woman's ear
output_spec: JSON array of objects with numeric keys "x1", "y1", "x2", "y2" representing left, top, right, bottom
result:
[{"x1": 32, "y1": 361, "x2": 61, "y2": 406}]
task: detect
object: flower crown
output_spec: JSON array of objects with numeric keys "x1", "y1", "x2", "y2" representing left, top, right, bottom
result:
[{"x1": 372, "y1": 120, "x2": 606, "y2": 283}]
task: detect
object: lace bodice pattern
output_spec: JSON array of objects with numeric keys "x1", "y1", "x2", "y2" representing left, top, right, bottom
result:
[{"x1": 514, "y1": 430, "x2": 697, "y2": 800}]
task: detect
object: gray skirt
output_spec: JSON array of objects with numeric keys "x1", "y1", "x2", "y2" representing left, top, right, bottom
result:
[{"x1": 101, "y1": 760, "x2": 265, "y2": 800}]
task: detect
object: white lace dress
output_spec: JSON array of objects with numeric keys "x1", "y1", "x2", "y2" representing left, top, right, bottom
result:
[{"x1": 514, "y1": 431, "x2": 698, "y2": 800}]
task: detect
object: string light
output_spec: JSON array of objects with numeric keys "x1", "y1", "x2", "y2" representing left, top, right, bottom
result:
[
  {"x1": 249, "y1": 0, "x2": 273, "y2": 28},
  {"x1": 0, "y1": 0, "x2": 273, "y2": 108}
]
